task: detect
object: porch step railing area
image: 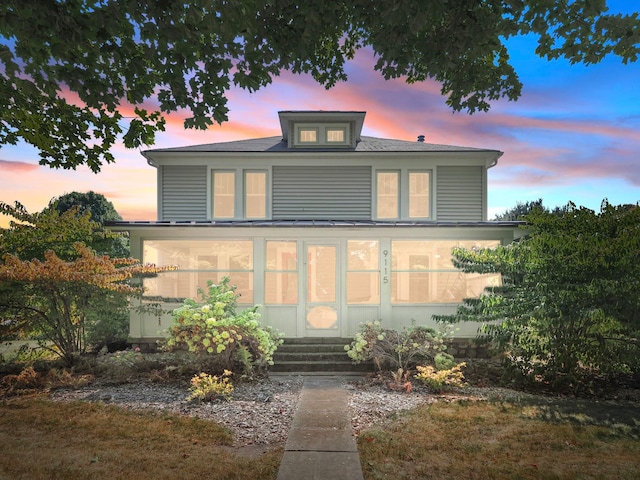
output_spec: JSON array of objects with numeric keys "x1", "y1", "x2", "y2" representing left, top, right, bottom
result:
[{"x1": 270, "y1": 338, "x2": 374, "y2": 375}]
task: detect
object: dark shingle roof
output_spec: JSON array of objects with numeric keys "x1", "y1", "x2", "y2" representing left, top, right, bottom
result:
[{"x1": 144, "y1": 136, "x2": 498, "y2": 154}]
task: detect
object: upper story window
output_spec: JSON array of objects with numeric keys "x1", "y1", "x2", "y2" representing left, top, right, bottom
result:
[
  {"x1": 245, "y1": 171, "x2": 267, "y2": 218},
  {"x1": 409, "y1": 171, "x2": 430, "y2": 218},
  {"x1": 212, "y1": 171, "x2": 235, "y2": 218},
  {"x1": 376, "y1": 171, "x2": 399, "y2": 219},
  {"x1": 211, "y1": 169, "x2": 268, "y2": 220},
  {"x1": 298, "y1": 128, "x2": 318, "y2": 144},
  {"x1": 375, "y1": 169, "x2": 432, "y2": 220},
  {"x1": 294, "y1": 123, "x2": 351, "y2": 147},
  {"x1": 326, "y1": 128, "x2": 346, "y2": 143}
]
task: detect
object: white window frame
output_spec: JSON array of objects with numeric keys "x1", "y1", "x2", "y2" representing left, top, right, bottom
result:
[
  {"x1": 408, "y1": 170, "x2": 431, "y2": 220},
  {"x1": 325, "y1": 127, "x2": 347, "y2": 144},
  {"x1": 210, "y1": 168, "x2": 270, "y2": 220},
  {"x1": 243, "y1": 170, "x2": 268, "y2": 219},
  {"x1": 375, "y1": 170, "x2": 400, "y2": 219},
  {"x1": 374, "y1": 168, "x2": 432, "y2": 220},
  {"x1": 293, "y1": 123, "x2": 351, "y2": 147},
  {"x1": 297, "y1": 126, "x2": 319, "y2": 144},
  {"x1": 211, "y1": 170, "x2": 236, "y2": 219}
]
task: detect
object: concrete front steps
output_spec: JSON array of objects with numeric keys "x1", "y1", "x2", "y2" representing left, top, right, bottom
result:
[{"x1": 270, "y1": 338, "x2": 374, "y2": 376}]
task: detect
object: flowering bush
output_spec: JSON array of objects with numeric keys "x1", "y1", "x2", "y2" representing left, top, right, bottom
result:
[
  {"x1": 415, "y1": 362, "x2": 466, "y2": 392},
  {"x1": 163, "y1": 277, "x2": 283, "y2": 376},
  {"x1": 188, "y1": 370, "x2": 234, "y2": 402}
]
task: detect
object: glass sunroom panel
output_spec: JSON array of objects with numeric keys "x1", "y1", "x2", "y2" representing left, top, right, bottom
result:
[
  {"x1": 392, "y1": 271, "x2": 501, "y2": 303},
  {"x1": 430, "y1": 240, "x2": 501, "y2": 269},
  {"x1": 391, "y1": 241, "x2": 431, "y2": 270},
  {"x1": 347, "y1": 240, "x2": 379, "y2": 270},
  {"x1": 346, "y1": 240, "x2": 379, "y2": 305},
  {"x1": 390, "y1": 272, "x2": 430, "y2": 303},
  {"x1": 376, "y1": 171, "x2": 399, "y2": 219},
  {"x1": 265, "y1": 272, "x2": 298, "y2": 304},
  {"x1": 213, "y1": 171, "x2": 235, "y2": 218},
  {"x1": 266, "y1": 241, "x2": 297, "y2": 270},
  {"x1": 307, "y1": 245, "x2": 336, "y2": 303},
  {"x1": 390, "y1": 239, "x2": 502, "y2": 304},
  {"x1": 409, "y1": 171, "x2": 430, "y2": 218},
  {"x1": 142, "y1": 240, "x2": 253, "y2": 303},
  {"x1": 347, "y1": 272, "x2": 380, "y2": 304},
  {"x1": 244, "y1": 171, "x2": 266, "y2": 218},
  {"x1": 265, "y1": 240, "x2": 298, "y2": 304}
]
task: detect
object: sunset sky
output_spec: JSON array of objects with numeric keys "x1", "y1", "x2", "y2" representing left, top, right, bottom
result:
[{"x1": 1, "y1": 6, "x2": 639, "y2": 226}]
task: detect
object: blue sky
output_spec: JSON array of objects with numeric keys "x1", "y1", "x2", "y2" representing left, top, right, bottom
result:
[{"x1": 1, "y1": 6, "x2": 639, "y2": 226}]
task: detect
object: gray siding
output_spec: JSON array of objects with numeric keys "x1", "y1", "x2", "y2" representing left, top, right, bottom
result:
[
  {"x1": 272, "y1": 166, "x2": 371, "y2": 219},
  {"x1": 160, "y1": 165, "x2": 208, "y2": 220},
  {"x1": 436, "y1": 166, "x2": 484, "y2": 221}
]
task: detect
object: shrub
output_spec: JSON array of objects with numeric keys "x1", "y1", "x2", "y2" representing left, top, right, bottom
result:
[
  {"x1": 188, "y1": 371, "x2": 234, "y2": 402},
  {"x1": 345, "y1": 321, "x2": 450, "y2": 372},
  {"x1": 163, "y1": 277, "x2": 283, "y2": 376},
  {"x1": 415, "y1": 362, "x2": 466, "y2": 392},
  {"x1": 438, "y1": 201, "x2": 640, "y2": 392}
]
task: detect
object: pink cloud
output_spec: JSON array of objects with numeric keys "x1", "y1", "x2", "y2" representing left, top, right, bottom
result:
[{"x1": 0, "y1": 159, "x2": 39, "y2": 173}]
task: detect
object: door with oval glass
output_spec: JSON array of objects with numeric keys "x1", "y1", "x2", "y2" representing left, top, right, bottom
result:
[{"x1": 304, "y1": 242, "x2": 340, "y2": 336}]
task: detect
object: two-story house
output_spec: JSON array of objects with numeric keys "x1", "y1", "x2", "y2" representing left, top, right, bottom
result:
[{"x1": 109, "y1": 110, "x2": 522, "y2": 346}]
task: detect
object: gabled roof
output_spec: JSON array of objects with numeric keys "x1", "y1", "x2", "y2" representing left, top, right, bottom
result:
[{"x1": 144, "y1": 135, "x2": 499, "y2": 154}]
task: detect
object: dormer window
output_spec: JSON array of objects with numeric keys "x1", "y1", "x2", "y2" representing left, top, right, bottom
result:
[
  {"x1": 326, "y1": 128, "x2": 346, "y2": 143},
  {"x1": 298, "y1": 127, "x2": 319, "y2": 144},
  {"x1": 293, "y1": 123, "x2": 351, "y2": 147}
]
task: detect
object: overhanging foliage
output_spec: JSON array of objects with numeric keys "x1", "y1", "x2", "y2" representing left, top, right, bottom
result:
[{"x1": 1, "y1": 1, "x2": 639, "y2": 170}]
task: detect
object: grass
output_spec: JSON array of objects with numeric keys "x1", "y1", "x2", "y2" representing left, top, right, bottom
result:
[
  {"x1": 0, "y1": 396, "x2": 281, "y2": 480},
  {"x1": 357, "y1": 398, "x2": 640, "y2": 480}
]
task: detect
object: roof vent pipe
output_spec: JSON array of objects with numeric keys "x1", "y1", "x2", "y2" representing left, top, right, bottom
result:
[{"x1": 417, "y1": 134, "x2": 425, "y2": 142}]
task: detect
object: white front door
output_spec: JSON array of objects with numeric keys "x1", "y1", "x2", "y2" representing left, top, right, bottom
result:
[{"x1": 304, "y1": 242, "x2": 340, "y2": 337}]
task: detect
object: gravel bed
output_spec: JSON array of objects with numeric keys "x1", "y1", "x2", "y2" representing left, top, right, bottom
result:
[
  {"x1": 50, "y1": 377, "x2": 304, "y2": 448},
  {"x1": 50, "y1": 377, "x2": 531, "y2": 449}
]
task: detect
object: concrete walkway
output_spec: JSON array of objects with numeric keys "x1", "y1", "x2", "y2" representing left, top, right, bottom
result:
[{"x1": 276, "y1": 376, "x2": 364, "y2": 480}]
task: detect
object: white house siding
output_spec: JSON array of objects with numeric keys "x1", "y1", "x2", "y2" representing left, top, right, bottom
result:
[
  {"x1": 436, "y1": 166, "x2": 484, "y2": 221},
  {"x1": 125, "y1": 225, "x2": 522, "y2": 341},
  {"x1": 159, "y1": 165, "x2": 208, "y2": 220},
  {"x1": 272, "y1": 165, "x2": 371, "y2": 219}
]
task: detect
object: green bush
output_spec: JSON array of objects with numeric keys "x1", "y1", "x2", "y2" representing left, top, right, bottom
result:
[
  {"x1": 439, "y1": 201, "x2": 640, "y2": 392},
  {"x1": 345, "y1": 321, "x2": 450, "y2": 372},
  {"x1": 162, "y1": 278, "x2": 283, "y2": 376},
  {"x1": 85, "y1": 293, "x2": 130, "y2": 351}
]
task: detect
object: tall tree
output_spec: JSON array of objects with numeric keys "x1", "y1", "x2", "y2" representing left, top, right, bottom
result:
[
  {"x1": 1, "y1": 1, "x2": 639, "y2": 171},
  {"x1": 50, "y1": 191, "x2": 122, "y2": 224},
  {"x1": 48, "y1": 191, "x2": 129, "y2": 258}
]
